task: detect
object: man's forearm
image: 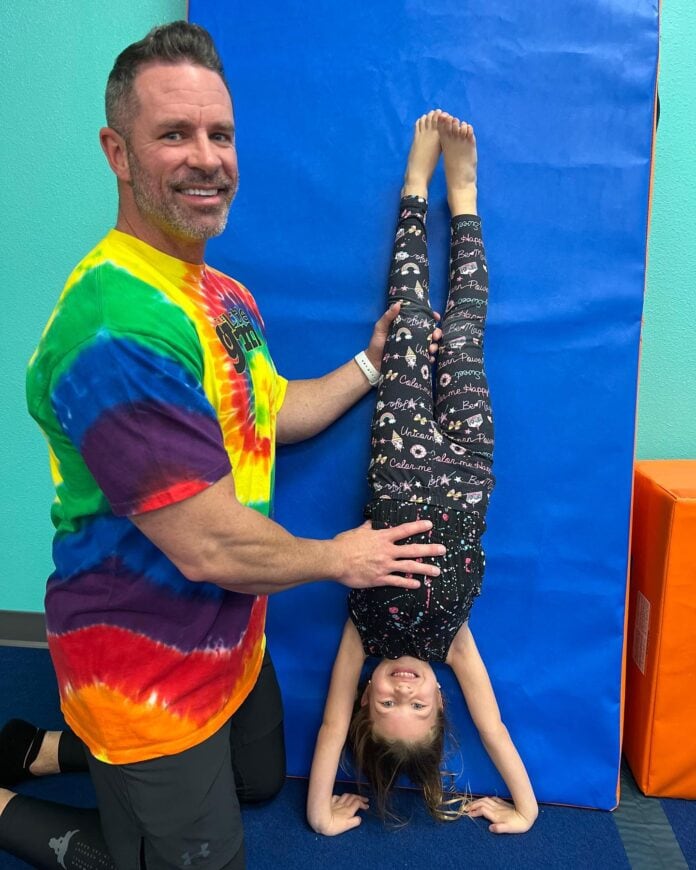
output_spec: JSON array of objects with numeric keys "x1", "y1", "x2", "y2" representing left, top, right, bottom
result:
[
  {"x1": 276, "y1": 356, "x2": 373, "y2": 444},
  {"x1": 184, "y1": 502, "x2": 343, "y2": 593},
  {"x1": 131, "y1": 474, "x2": 444, "y2": 595},
  {"x1": 276, "y1": 303, "x2": 413, "y2": 444},
  {"x1": 134, "y1": 481, "x2": 342, "y2": 593}
]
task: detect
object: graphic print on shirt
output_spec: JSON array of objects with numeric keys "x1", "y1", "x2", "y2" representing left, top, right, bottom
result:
[{"x1": 214, "y1": 306, "x2": 263, "y2": 374}]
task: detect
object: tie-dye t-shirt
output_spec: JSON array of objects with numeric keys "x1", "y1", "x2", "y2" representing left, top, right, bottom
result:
[{"x1": 26, "y1": 229, "x2": 287, "y2": 764}]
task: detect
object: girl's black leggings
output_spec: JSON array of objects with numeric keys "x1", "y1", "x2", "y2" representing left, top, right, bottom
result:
[
  {"x1": 367, "y1": 195, "x2": 494, "y2": 515},
  {"x1": 349, "y1": 197, "x2": 495, "y2": 660}
]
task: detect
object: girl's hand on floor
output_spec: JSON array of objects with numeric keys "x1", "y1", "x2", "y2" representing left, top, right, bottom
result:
[
  {"x1": 313, "y1": 793, "x2": 369, "y2": 836},
  {"x1": 466, "y1": 796, "x2": 538, "y2": 834}
]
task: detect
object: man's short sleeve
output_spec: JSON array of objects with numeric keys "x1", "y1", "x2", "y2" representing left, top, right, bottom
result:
[
  {"x1": 274, "y1": 373, "x2": 288, "y2": 415},
  {"x1": 50, "y1": 331, "x2": 231, "y2": 516}
]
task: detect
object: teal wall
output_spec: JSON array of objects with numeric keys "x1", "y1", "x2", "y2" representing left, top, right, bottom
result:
[
  {"x1": 635, "y1": 0, "x2": 696, "y2": 459},
  {"x1": 0, "y1": 2, "x2": 690, "y2": 612},
  {"x1": 1, "y1": 2, "x2": 187, "y2": 612}
]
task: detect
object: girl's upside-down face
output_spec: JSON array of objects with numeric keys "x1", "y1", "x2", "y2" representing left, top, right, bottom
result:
[{"x1": 362, "y1": 656, "x2": 443, "y2": 743}]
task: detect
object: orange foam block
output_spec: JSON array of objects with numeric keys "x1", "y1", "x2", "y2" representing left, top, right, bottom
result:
[{"x1": 624, "y1": 460, "x2": 696, "y2": 798}]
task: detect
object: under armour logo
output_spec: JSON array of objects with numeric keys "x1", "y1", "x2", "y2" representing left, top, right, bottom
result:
[
  {"x1": 182, "y1": 843, "x2": 211, "y2": 866},
  {"x1": 49, "y1": 829, "x2": 79, "y2": 869}
]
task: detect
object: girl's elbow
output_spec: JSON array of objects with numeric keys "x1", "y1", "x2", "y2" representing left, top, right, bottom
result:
[{"x1": 479, "y1": 720, "x2": 509, "y2": 746}]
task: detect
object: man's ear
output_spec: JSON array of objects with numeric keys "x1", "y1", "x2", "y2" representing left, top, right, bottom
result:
[{"x1": 99, "y1": 127, "x2": 131, "y2": 182}]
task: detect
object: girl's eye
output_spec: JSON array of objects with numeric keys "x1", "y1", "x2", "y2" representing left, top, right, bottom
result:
[
  {"x1": 380, "y1": 700, "x2": 394, "y2": 708},
  {"x1": 412, "y1": 703, "x2": 425, "y2": 710}
]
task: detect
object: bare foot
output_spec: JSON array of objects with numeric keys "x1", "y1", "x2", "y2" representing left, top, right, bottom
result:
[
  {"x1": 401, "y1": 110, "x2": 442, "y2": 200},
  {"x1": 438, "y1": 113, "x2": 478, "y2": 216}
]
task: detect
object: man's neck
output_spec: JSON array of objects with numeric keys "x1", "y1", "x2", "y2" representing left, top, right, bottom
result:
[{"x1": 115, "y1": 212, "x2": 206, "y2": 265}]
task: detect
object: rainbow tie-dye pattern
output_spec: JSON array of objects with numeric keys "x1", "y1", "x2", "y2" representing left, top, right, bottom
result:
[{"x1": 27, "y1": 230, "x2": 287, "y2": 764}]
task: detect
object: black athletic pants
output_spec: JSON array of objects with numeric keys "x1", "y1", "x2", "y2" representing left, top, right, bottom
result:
[{"x1": 0, "y1": 649, "x2": 284, "y2": 869}]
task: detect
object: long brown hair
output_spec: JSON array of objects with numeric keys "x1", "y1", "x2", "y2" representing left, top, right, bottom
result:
[{"x1": 347, "y1": 700, "x2": 470, "y2": 823}]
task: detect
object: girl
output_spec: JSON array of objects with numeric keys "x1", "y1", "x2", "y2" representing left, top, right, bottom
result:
[{"x1": 307, "y1": 111, "x2": 538, "y2": 836}]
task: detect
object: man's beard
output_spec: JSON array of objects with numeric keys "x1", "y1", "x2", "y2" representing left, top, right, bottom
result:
[{"x1": 127, "y1": 148, "x2": 236, "y2": 242}]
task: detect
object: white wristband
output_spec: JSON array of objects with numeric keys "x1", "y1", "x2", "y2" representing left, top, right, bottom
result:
[{"x1": 354, "y1": 350, "x2": 382, "y2": 387}]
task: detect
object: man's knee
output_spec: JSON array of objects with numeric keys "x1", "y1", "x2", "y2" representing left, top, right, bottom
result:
[
  {"x1": 235, "y1": 721, "x2": 286, "y2": 804},
  {"x1": 238, "y1": 762, "x2": 285, "y2": 803}
]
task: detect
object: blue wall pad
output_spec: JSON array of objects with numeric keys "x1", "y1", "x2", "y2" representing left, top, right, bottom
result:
[{"x1": 190, "y1": 0, "x2": 658, "y2": 808}]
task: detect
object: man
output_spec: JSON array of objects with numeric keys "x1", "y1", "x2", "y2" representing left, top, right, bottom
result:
[{"x1": 15, "y1": 21, "x2": 443, "y2": 869}]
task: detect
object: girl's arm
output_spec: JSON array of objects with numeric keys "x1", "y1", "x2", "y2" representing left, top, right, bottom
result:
[
  {"x1": 446, "y1": 624, "x2": 538, "y2": 833},
  {"x1": 307, "y1": 619, "x2": 368, "y2": 835}
]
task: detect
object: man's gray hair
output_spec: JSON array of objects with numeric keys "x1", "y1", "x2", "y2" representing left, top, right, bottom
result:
[{"x1": 105, "y1": 21, "x2": 230, "y2": 135}]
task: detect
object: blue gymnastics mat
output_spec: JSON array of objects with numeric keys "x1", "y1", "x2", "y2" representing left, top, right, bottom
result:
[{"x1": 190, "y1": 0, "x2": 659, "y2": 809}]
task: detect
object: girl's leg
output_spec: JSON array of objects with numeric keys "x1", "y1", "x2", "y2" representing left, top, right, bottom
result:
[
  {"x1": 368, "y1": 113, "x2": 441, "y2": 502},
  {"x1": 434, "y1": 116, "x2": 494, "y2": 509}
]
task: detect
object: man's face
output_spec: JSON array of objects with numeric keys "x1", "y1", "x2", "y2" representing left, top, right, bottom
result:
[{"x1": 123, "y1": 62, "x2": 238, "y2": 247}]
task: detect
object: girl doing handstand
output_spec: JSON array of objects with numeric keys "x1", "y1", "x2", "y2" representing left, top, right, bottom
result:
[{"x1": 307, "y1": 111, "x2": 538, "y2": 836}]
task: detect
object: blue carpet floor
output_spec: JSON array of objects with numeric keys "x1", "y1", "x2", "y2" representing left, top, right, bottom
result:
[
  {"x1": 662, "y1": 799, "x2": 696, "y2": 868},
  {"x1": 1, "y1": 646, "x2": 693, "y2": 869}
]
